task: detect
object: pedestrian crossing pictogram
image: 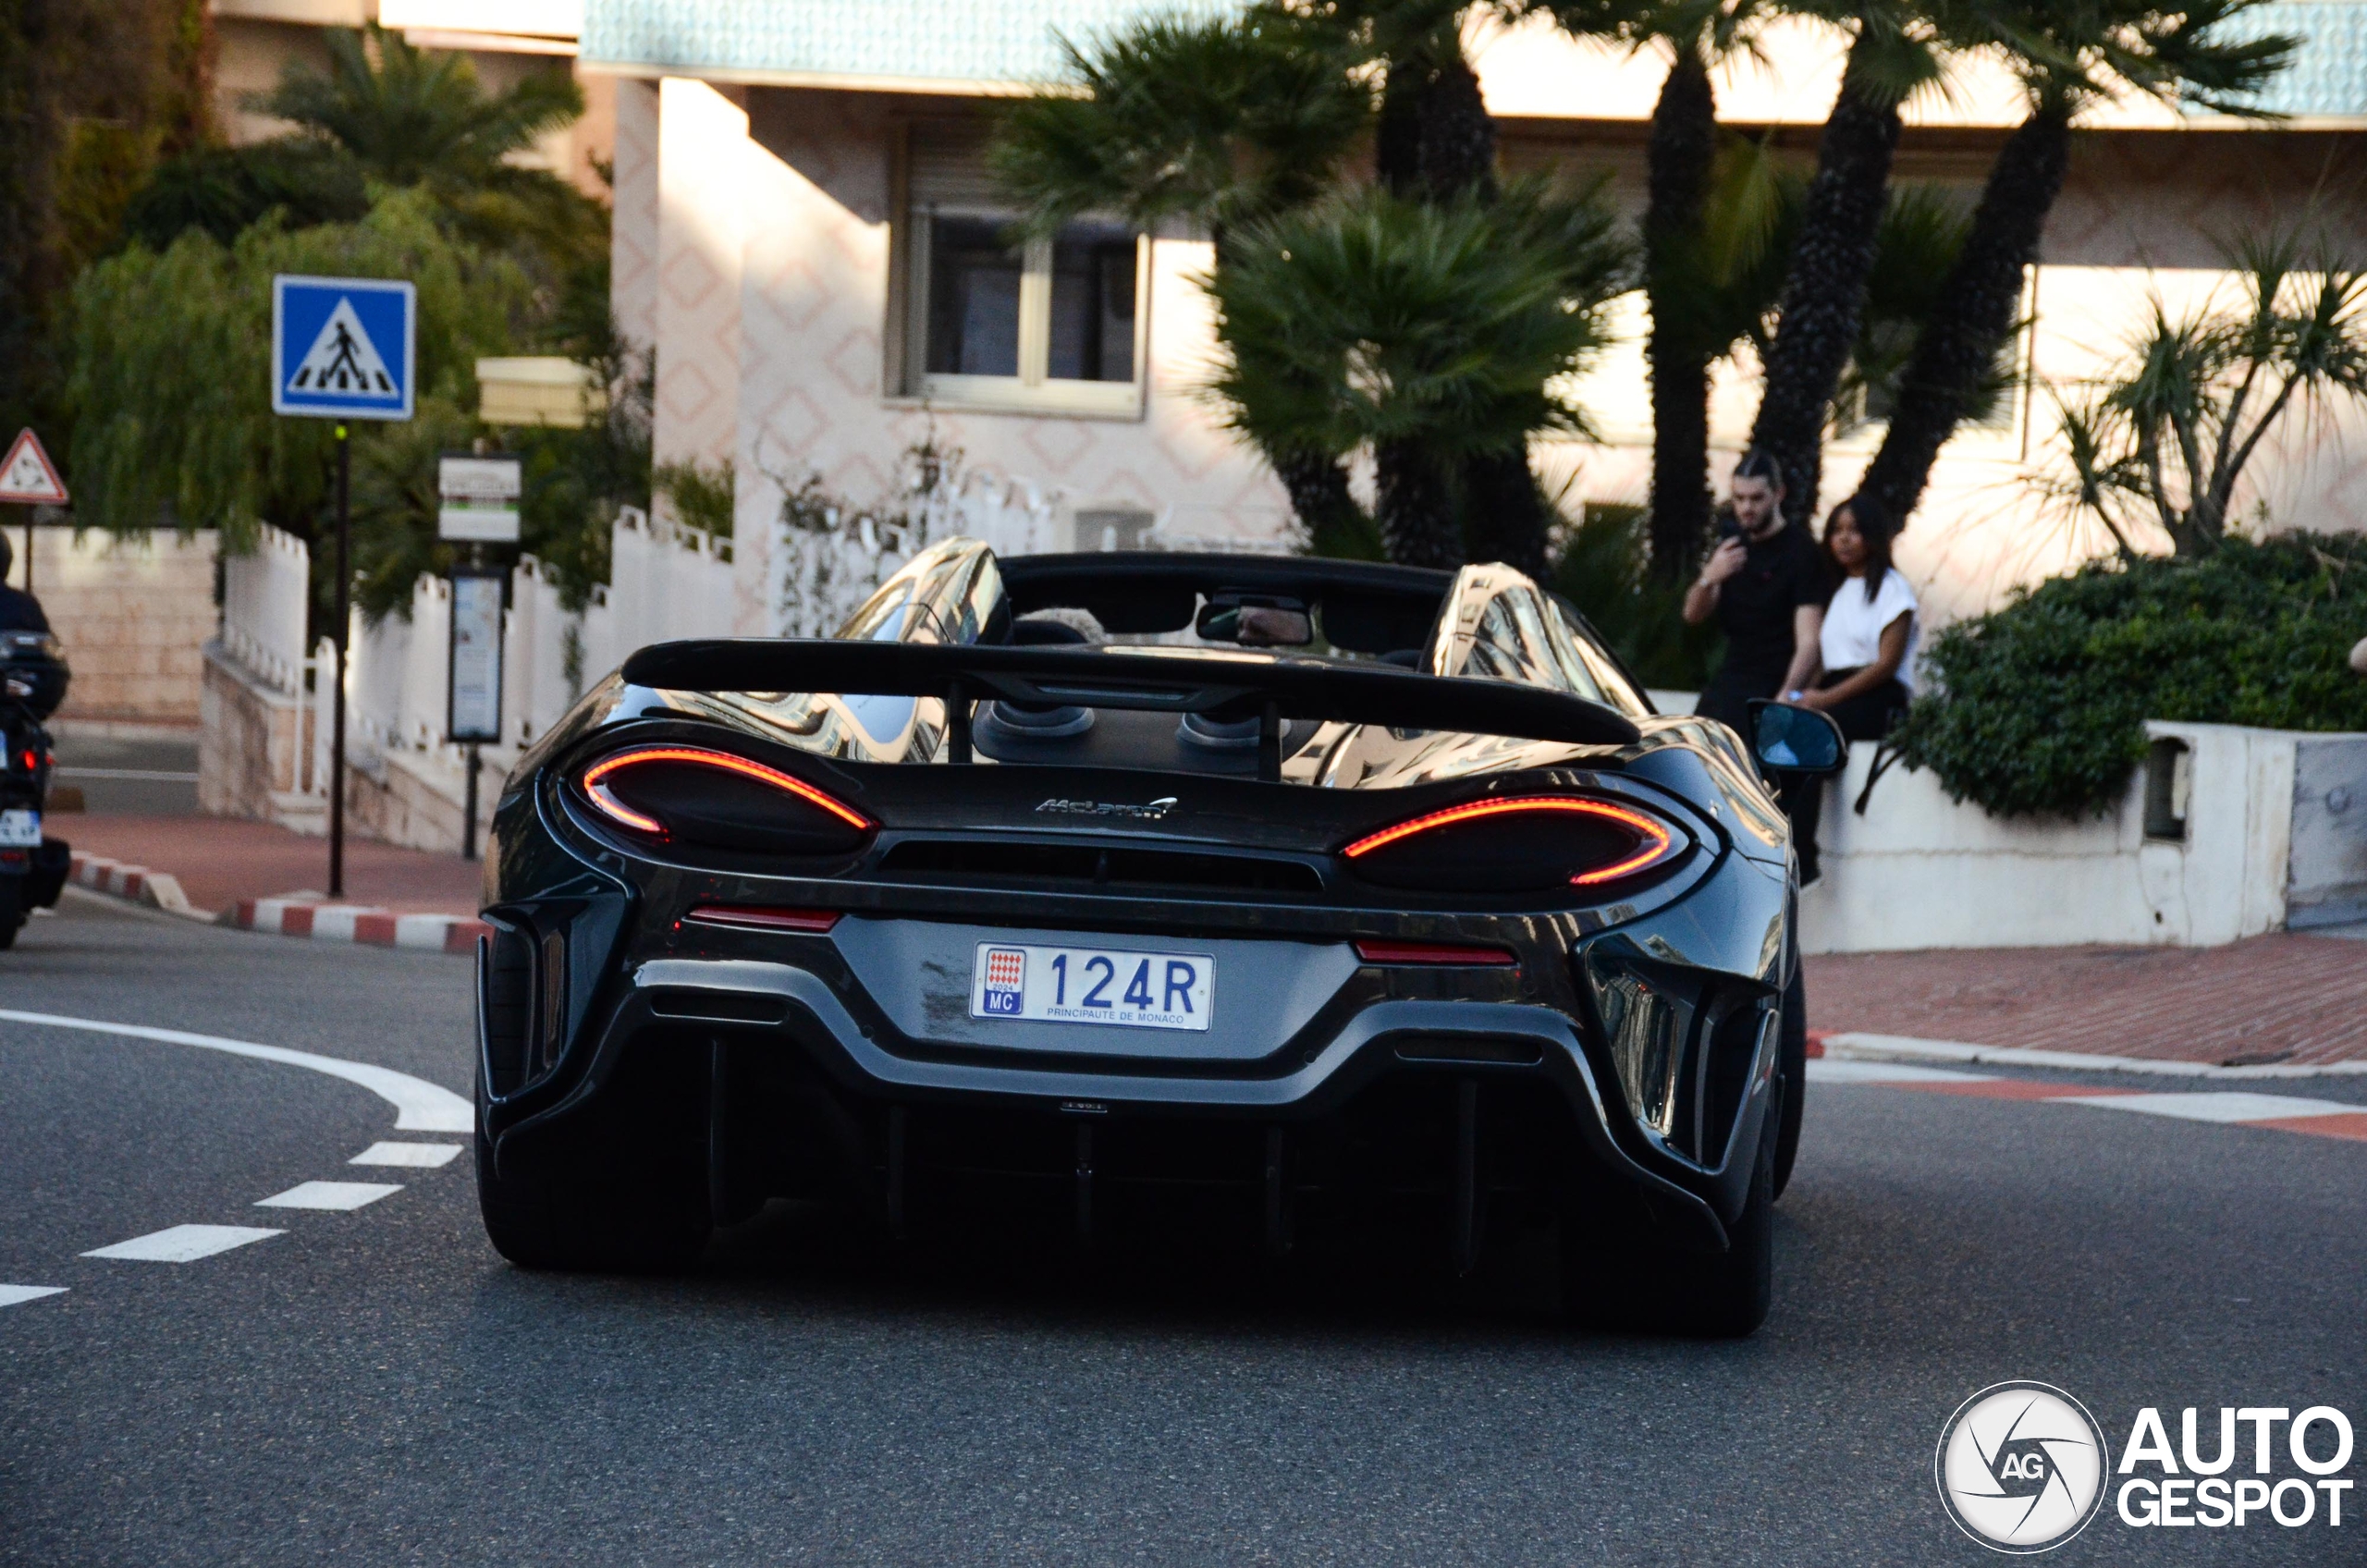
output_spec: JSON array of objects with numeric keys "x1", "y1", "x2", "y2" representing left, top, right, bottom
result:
[
  {"x1": 288, "y1": 300, "x2": 396, "y2": 397},
  {"x1": 272, "y1": 275, "x2": 415, "y2": 421}
]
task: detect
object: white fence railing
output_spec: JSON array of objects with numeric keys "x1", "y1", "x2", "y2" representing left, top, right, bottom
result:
[
  {"x1": 773, "y1": 468, "x2": 1061, "y2": 638},
  {"x1": 220, "y1": 523, "x2": 312, "y2": 695}
]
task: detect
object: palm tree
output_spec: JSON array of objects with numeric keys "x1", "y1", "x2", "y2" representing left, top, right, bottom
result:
[
  {"x1": 253, "y1": 23, "x2": 600, "y2": 271},
  {"x1": 991, "y1": 11, "x2": 1376, "y2": 553},
  {"x1": 1742, "y1": 0, "x2": 1946, "y2": 524},
  {"x1": 2046, "y1": 230, "x2": 2367, "y2": 558},
  {"x1": 1858, "y1": 0, "x2": 2295, "y2": 524},
  {"x1": 258, "y1": 23, "x2": 582, "y2": 190},
  {"x1": 1535, "y1": 0, "x2": 1770, "y2": 582},
  {"x1": 1209, "y1": 179, "x2": 1629, "y2": 567}
]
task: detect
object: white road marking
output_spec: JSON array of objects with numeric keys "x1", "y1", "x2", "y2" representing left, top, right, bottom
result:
[
  {"x1": 82, "y1": 1225, "x2": 284, "y2": 1263},
  {"x1": 2055, "y1": 1091, "x2": 2367, "y2": 1123},
  {"x1": 0, "y1": 1010, "x2": 472, "y2": 1132},
  {"x1": 0, "y1": 1284, "x2": 68, "y2": 1307},
  {"x1": 1807, "y1": 1060, "x2": 1989, "y2": 1084},
  {"x1": 350, "y1": 1141, "x2": 464, "y2": 1168},
  {"x1": 255, "y1": 1181, "x2": 402, "y2": 1210}
]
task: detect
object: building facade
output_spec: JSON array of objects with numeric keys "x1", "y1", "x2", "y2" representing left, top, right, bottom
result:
[{"x1": 589, "y1": 4, "x2": 2366, "y2": 635}]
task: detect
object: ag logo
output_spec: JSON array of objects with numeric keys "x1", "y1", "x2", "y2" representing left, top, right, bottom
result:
[{"x1": 1936, "y1": 1382, "x2": 2110, "y2": 1553}]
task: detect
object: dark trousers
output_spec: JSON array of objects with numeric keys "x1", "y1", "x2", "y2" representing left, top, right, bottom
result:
[{"x1": 1785, "y1": 669, "x2": 1909, "y2": 882}]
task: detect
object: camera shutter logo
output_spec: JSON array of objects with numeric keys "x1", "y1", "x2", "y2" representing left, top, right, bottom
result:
[{"x1": 1936, "y1": 1382, "x2": 2111, "y2": 1553}]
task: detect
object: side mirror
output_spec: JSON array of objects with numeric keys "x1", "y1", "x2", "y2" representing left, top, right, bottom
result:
[
  {"x1": 1196, "y1": 597, "x2": 1313, "y2": 647},
  {"x1": 1748, "y1": 699, "x2": 1846, "y2": 775}
]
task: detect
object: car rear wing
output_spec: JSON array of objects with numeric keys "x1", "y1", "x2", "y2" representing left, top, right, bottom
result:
[{"x1": 619, "y1": 639, "x2": 1640, "y2": 778}]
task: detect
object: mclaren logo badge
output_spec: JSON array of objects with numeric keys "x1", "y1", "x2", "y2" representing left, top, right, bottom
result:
[{"x1": 1034, "y1": 796, "x2": 1180, "y2": 821}]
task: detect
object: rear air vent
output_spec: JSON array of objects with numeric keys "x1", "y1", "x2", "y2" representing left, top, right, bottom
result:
[
  {"x1": 645, "y1": 987, "x2": 790, "y2": 1024},
  {"x1": 877, "y1": 838, "x2": 1323, "y2": 895},
  {"x1": 479, "y1": 920, "x2": 536, "y2": 1098}
]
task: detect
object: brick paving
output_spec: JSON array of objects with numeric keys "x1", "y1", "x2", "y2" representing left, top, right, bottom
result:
[
  {"x1": 55, "y1": 815, "x2": 484, "y2": 918},
  {"x1": 1807, "y1": 934, "x2": 2367, "y2": 1067}
]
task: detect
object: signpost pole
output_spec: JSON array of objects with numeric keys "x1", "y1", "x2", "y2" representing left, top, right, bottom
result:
[
  {"x1": 462, "y1": 744, "x2": 482, "y2": 862},
  {"x1": 329, "y1": 423, "x2": 350, "y2": 900}
]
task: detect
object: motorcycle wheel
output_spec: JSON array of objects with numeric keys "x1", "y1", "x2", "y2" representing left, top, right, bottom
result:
[{"x1": 0, "y1": 878, "x2": 22, "y2": 949}]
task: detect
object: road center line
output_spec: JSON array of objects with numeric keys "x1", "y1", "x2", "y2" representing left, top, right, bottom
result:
[
  {"x1": 256, "y1": 1182, "x2": 402, "y2": 1211},
  {"x1": 0, "y1": 1285, "x2": 68, "y2": 1307},
  {"x1": 82, "y1": 1226, "x2": 283, "y2": 1263},
  {"x1": 0, "y1": 1009, "x2": 472, "y2": 1133}
]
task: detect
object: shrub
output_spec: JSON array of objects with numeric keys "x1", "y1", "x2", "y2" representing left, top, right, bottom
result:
[{"x1": 1893, "y1": 533, "x2": 2367, "y2": 818}]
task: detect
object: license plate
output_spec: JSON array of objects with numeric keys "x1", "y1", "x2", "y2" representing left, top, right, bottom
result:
[
  {"x1": 0, "y1": 810, "x2": 37, "y2": 847},
  {"x1": 970, "y1": 942, "x2": 1214, "y2": 1032}
]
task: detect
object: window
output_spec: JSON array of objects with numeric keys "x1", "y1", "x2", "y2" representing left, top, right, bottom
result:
[{"x1": 894, "y1": 125, "x2": 1147, "y2": 418}]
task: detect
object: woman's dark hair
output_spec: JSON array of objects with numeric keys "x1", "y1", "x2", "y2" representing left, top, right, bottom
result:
[
  {"x1": 1731, "y1": 449, "x2": 1785, "y2": 493},
  {"x1": 1823, "y1": 492, "x2": 1896, "y2": 603}
]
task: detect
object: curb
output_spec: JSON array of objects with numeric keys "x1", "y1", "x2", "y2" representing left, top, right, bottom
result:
[
  {"x1": 232, "y1": 898, "x2": 488, "y2": 957},
  {"x1": 67, "y1": 852, "x2": 203, "y2": 919},
  {"x1": 1821, "y1": 1029, "x2": 2367, "y2": 1081}
]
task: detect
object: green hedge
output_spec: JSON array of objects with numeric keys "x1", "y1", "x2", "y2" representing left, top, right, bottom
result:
[{"x1": 1894, "y1": 533, "x2": 2367, "y2": 819}]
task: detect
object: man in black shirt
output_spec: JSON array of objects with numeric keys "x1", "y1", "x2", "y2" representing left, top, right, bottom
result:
[
  {"x1": 1681, "y1": 451, "x2": 1831, "y2": 876},
  {"x1": 0, "y1": 536, "x2": 47, "y2": 633}
]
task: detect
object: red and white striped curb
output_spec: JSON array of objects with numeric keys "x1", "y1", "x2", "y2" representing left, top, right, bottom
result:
[
  {"x1": 67, "y1": 852, "x2": 196, "y2": 917},
  {"x1": 233, "y1": 898, "x2": 488, "y2": 956}
]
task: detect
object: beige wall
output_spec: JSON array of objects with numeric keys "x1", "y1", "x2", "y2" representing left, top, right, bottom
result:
[{"x1": 18, "y1": 530, "x2": 216, "y2": 728}]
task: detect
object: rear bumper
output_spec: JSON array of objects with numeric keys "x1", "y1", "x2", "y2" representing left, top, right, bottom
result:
[{"x1": 485, "y1": 952, "x2": 1774, "y2": 1249}]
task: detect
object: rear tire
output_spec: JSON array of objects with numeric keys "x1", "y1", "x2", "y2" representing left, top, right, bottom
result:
[
  {"x1": 1771, "y1": 971, "x2": 1808, "y2": 1200},
  {"x1": 476, "y1": 1123, "x2": 711, "y2": 1273},
  {"x1": 1565, "y1": 1127, "x2": 1775, "y2": 1340},
  {"x1": 1662, "y1": 1129, "x2": 1775, "y2": 1338},
  {"x1": 0, "y1": 879, "x2": 22, "y2": 949}
]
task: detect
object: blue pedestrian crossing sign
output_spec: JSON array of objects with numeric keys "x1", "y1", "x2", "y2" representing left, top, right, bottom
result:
[{"x1": 272, "y1": 275, "x2": 415, "y2": 421}]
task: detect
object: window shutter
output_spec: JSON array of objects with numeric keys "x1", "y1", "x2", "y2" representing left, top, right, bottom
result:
[{"x1": 908, "y1": 121, "x2": 1007, "y2": 215}]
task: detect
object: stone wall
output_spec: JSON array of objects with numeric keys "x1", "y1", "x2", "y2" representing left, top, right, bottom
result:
[{"x1": 24, "y1": 528, "x2": 217, "y2": 729}]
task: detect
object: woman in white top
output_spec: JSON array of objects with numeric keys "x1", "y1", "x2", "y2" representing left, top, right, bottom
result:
[{"x1": 1796, "y1": 493, "x2": 1916, "y2": 741}]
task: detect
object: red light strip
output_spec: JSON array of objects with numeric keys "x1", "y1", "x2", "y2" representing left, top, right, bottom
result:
[
  {"x1": 685, "y1": 905, "x2": 841, "y2": 934},
  {"x1": 580, "y1": 746, "x2": 875, "y2": 836},
  {"x1": 1354, "y1": 938, "x2": 1518, "y2": 967},
  {"x1": 1340, "y1": 795, "x2": 1675, "y2": 887}
]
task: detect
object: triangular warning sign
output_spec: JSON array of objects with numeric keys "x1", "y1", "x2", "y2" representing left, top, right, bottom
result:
[
  {"x1": 287, "y1": 298, "x2": 398, "y2": 398},
  {"x1": 0, "y1": 429, "x2": 67, "y2": 505}
]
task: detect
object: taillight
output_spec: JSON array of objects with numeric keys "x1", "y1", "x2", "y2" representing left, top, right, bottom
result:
[
  {"x1": 685, "y1": 905, "x2": 840, "y2": 934},
  {"x1": 1341, "y1": 796, "x2": 1678, "y2": 893},
  {"x1": 1354, "y1": 938, "x2": 1517, "y2": 966},
  {"x1": 579, "y1": 746, "x2": 874, "y2": 855}
]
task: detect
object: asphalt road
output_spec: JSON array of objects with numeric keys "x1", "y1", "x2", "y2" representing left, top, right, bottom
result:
[
  {"x1": 3, "y1": 892, "x2": 2362, "y2": 1566},
  {"x1": 49, "y1": 732, "x2": 201, "y2": 816}
]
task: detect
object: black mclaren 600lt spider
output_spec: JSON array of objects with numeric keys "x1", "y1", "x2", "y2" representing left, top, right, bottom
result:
[{"x1": 473, "y1": 541, "x2": 1844, "y2": 1335}]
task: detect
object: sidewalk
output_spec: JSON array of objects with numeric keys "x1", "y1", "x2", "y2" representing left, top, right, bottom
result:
[
  {"x1": 59, "y1": 815, "x2": 484, "y2": 918},
  {"x1": 1806, "y1": 932, "x2": 2367, "y2": 1068}
]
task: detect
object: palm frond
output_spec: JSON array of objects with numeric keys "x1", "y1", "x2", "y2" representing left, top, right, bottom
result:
[
  {"x1": 989, "y1": 10, "x2": 1372, "y2": 242},
  {"x1": 1208, "y1": 176, "x2": 1633, "y2": 461}
]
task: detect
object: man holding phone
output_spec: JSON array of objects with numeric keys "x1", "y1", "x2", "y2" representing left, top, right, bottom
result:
[{"x1": 1682, "y1": 450, "x2": 1832, "y2": 876}]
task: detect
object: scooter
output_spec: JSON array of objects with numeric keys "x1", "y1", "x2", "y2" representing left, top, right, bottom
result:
[{"x1": 0, "y1": 630, "x2": 70, "y2": 948}]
